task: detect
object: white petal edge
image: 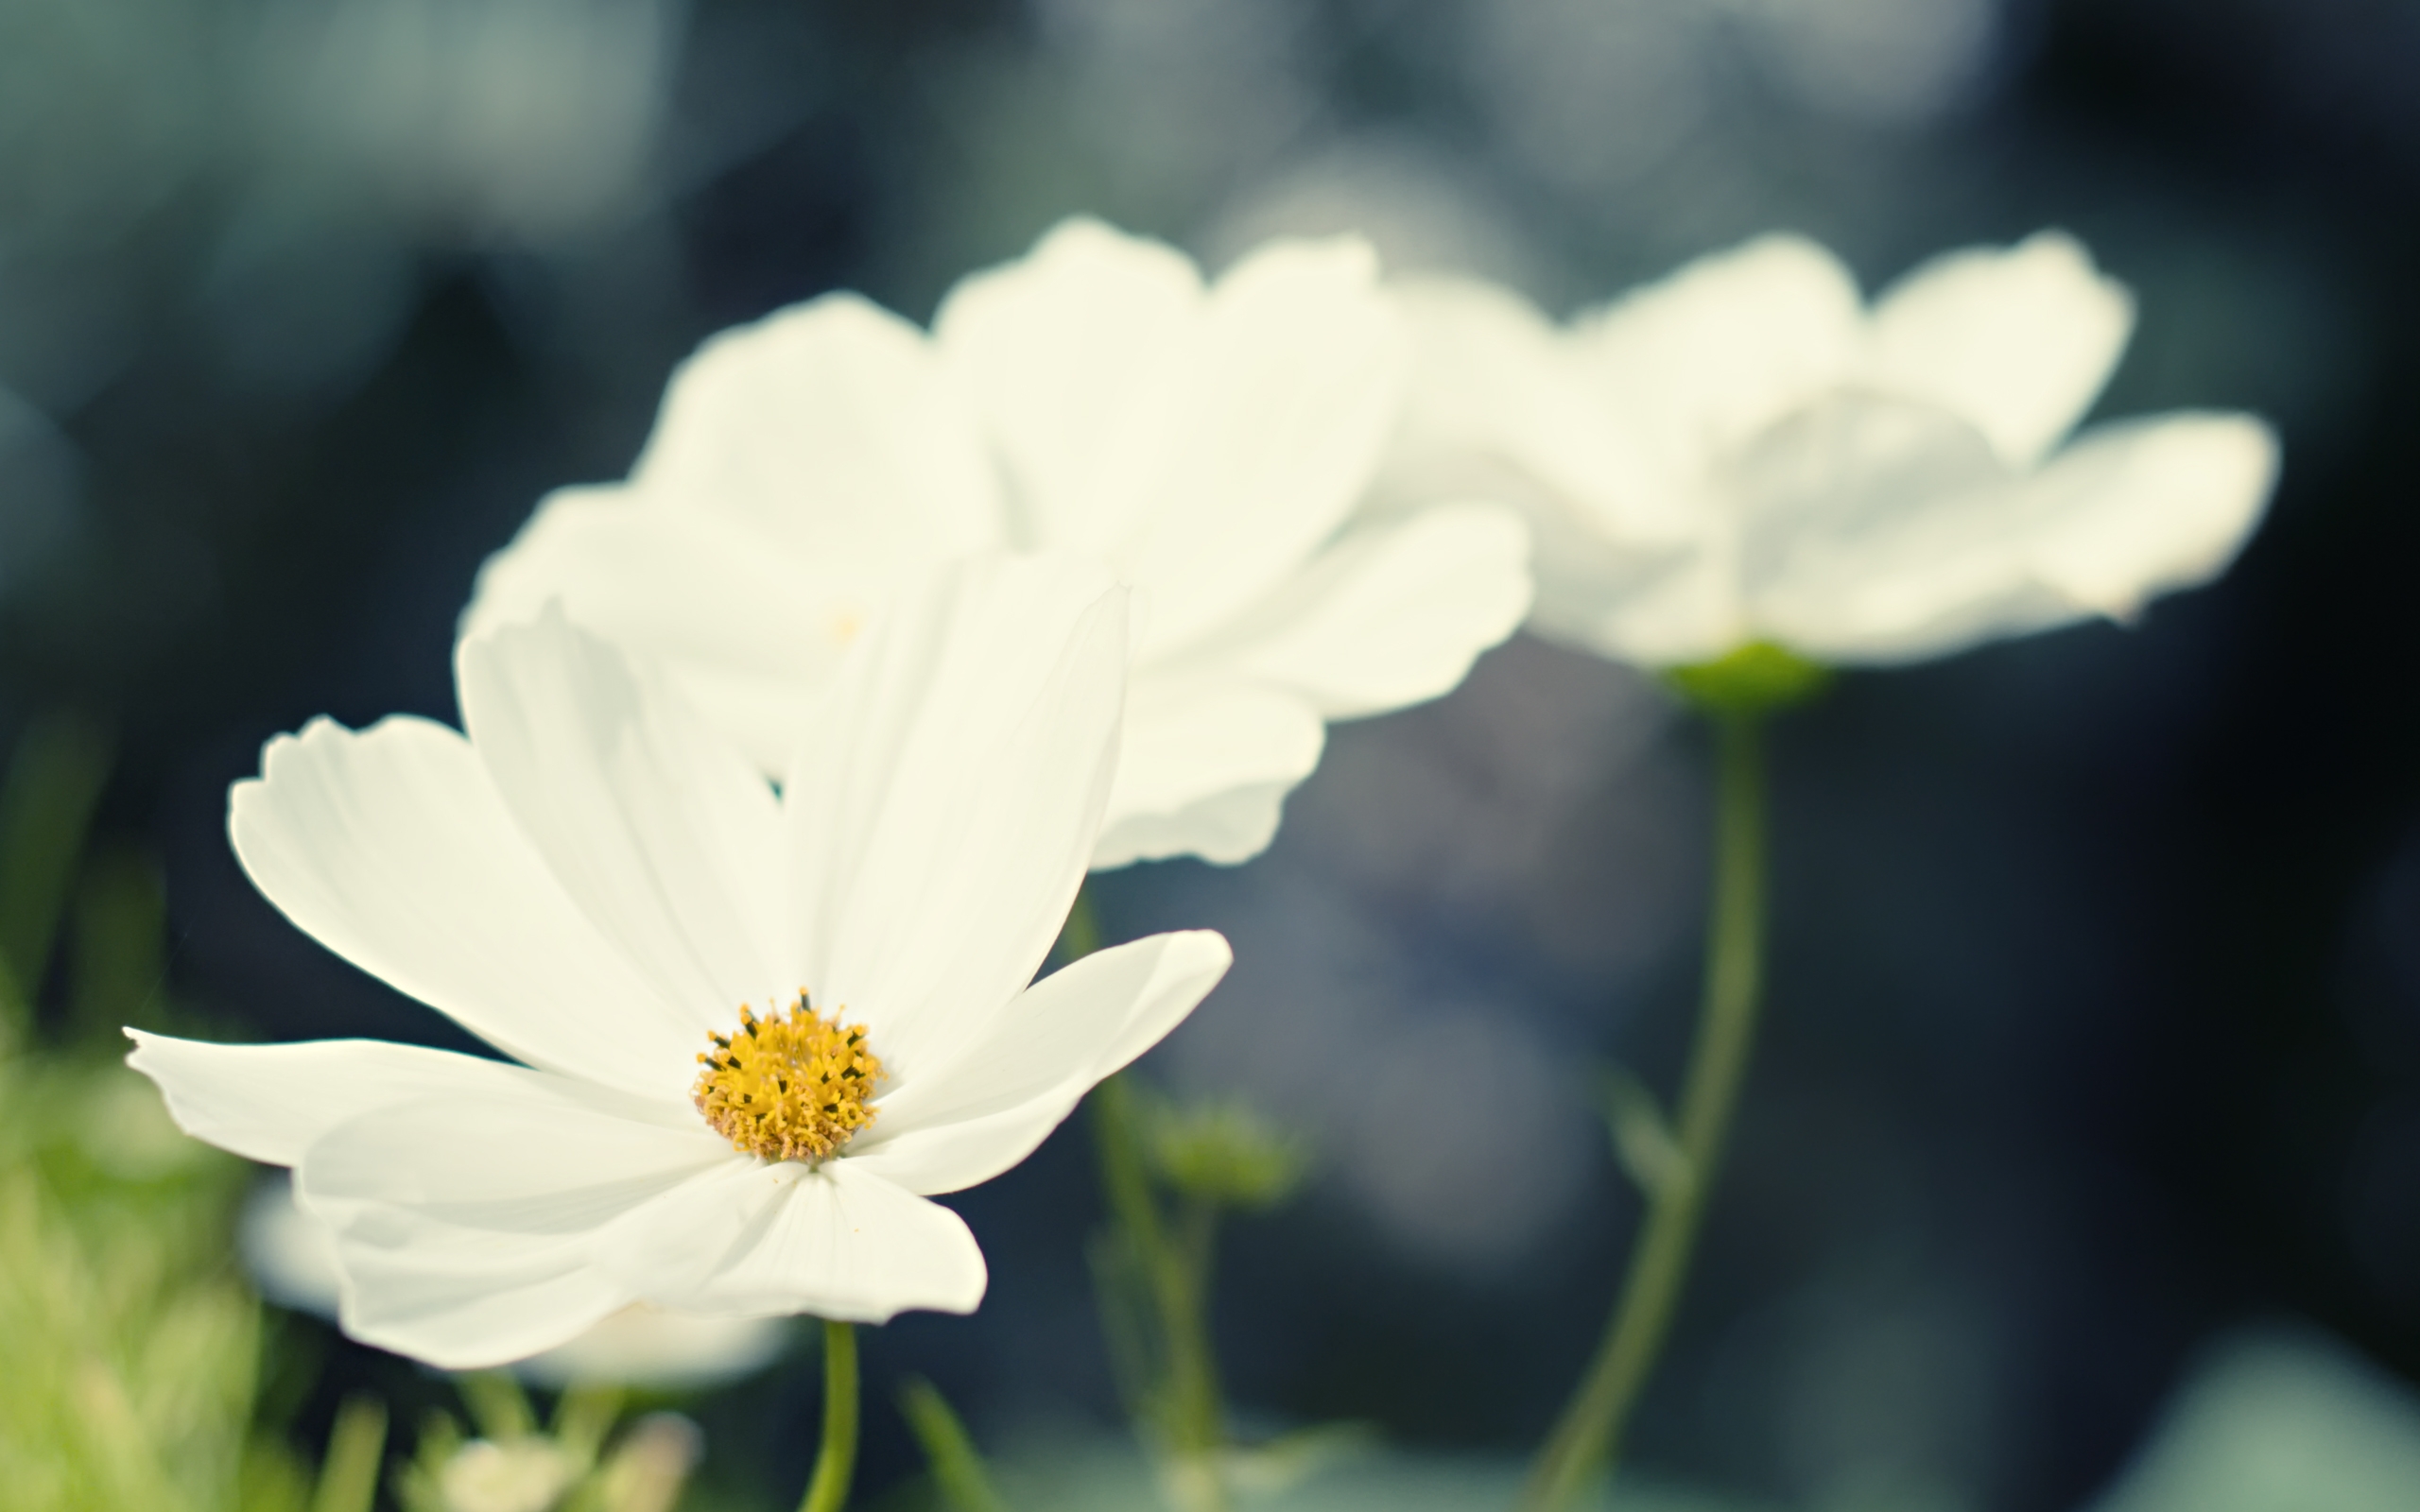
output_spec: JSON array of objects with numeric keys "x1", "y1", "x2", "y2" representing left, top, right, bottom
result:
[
  {"x1": 126, "y1": 1030, "x2": 651, "y2": 1167},
  {"x1": 1169, "y1": 505, "x2": 1532, "y2": 719},
  {"x1": 228, "y1": 716, "x2": 704, "y2": 1097},
  {"x1": 934, "y1": 217, "x2": 1209, "y2": 556},
  {"x1": 334, "y1": 1225, "x2": 632, "y2": 1370},
  {"x1": 1384, "y1": 275, "x2": 1697, "y2": 549},
  {"x1": 592, "y1": 1158, "x2": 987, "y2": 1322},
  {"x1": 847, "y1": 930, "x2": 1232, "y2": 1194},
  {"x1": 1569, "y1": 232, "x2": 1864, "y2": 464},
  {"x1": 462, "y1": 488, "x2": 848, "y2": 775},
  {"x1": 2030, "y1": 411, "x2": 2280, "y2": 619},
  {"x1": 629, "y1": 292, "x2": 1005, "y2": 569},
  {"x1": 1779, "y1": 412, "x2": 2279, "y2": 664},
  {"x1": 1100, "y1": 234, "x2": 1412, "y2": 654},
  {"x1": 1095, "y1": 676, "x2": 1324, "y2": 869},
  {"x1": 1867, "y1": 230, "x2": 2136, "y2": 469}
]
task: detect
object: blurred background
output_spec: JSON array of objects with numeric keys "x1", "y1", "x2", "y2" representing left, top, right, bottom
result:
[{"x1": 4, "y1": 0, "x2": 2418, "y2": 1508}]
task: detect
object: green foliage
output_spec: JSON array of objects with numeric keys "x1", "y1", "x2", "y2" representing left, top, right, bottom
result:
[
  {"x1": 1139, "y1": 1096, "x2": 1310, "y2": 1213},
  {"x1": 897, "y1": 1377, "x2": 1010, "y2": 1512},
  {"x1": 0, "y1": 1048, "x2": 312, "y2": 1512}
]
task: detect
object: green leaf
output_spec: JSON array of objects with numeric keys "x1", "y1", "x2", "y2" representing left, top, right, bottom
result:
[
  {"x1": 899, "y1": 1376, "x2": 1011, "y2": 1512},
  {"x1": 1599, "y1": 1066, "x2": 1693, "y2": 1200}
]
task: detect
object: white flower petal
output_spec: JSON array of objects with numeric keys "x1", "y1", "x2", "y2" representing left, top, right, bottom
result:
[
  {"x1": 935, "y1": 218, "x2": 1205, "y2": 557},
  {"x1": 1765, "y1": 410, "x2": 2277, "y2": 663},
  {"x1": 292, "y1": 1089, "x2": 727, "y2": 1368},
  {"x1": 335, "y1": 1224, "x2": 631, "y2": 1370},
  {"x1": 298, "y1": 1093, "x2": 726, "y2": 1237},
  {"x1": 1732, "y1": 390, "x2": 2014, "y2": 612},
  {"x1": 628, "y1": 293, "x2": 1004, "y2": 568},
  {"x1": 1095, "y1": 676, "x2": 1324, "y2": 868},
  {"x1": 593, "y1": 1158, "x2": 986, "y2": 1322},
  {"x1": 458, "y1": 611, "x2": 791, "y2": 1027},
  {"x1": 785, "y1": 556, "x2": 1127, "y2": 1079},
  {"x1": 1868, "y1": 230, "x2": 2136, "y2": 469},
  {"x1": 939, "y1": 220, "x2": 1409, "y2": 653},
  {"x1": 226, "y1": 719, "x2": 700, "y2": 1095},
  {"x1": 1103, "y1": 236, "x2": 1411, "y2": 652},
  {"x1": 1572, "y1": 233, "x2": 1864, "y2": 468},
  {"x1": 127, "y1": 1030, "x2": 620, "y2": 1167},
  {"x1": 2027, "y1": 411, "x2": 2280, "y2": 618},
  {"x1": 848, "y1": 930, "x2": 1231, "y2": 1194},
  {"x1": 1387, "y1": 276, "x2": 1691, "y2": 546},
  {"x1": 462, "y1": 488, "x2": 846, "y2": 774},
  {"x1": 1171, "y1": 506, "x2": 1531, "y2": 719}
]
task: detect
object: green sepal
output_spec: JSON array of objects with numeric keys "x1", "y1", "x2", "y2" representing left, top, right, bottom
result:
[{"x1": 1664, "y1": 641, "x2": 1832, "y2": 713}]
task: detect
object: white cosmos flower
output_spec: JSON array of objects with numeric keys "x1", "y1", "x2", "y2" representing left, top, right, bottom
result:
[
  {"x1": 465, "y1": 216, "x2": 1532, "y2": 868},
  {"x1": 129, "y1": 556, "x2": 1232, "y2": 1370},
  {"x1": 1382, "y1": 231, "x2": 2280, "y2": 668}
]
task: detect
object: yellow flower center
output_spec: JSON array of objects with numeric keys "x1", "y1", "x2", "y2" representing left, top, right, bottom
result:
[{"x1": 692, "y1": 995, "x2": 883, "y2": 1163}]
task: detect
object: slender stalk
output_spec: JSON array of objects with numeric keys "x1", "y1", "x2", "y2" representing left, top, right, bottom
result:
[
  {"x1": 1522, "y1": 709, "x2": 1772, "y2": 1511},
  {"x1": 799, "y1": 1320, "x2": 861, "y2": 1512},
  {"x1": 898, "y1": 1376, "x2": 1011, "y2": 1512},
  {"x1": 309, "y1": 1396, "x2": 388, "y2": 1512},
  {"x1": 1091, "y1": 1074, "x2": 1228, "y2": 1504}
]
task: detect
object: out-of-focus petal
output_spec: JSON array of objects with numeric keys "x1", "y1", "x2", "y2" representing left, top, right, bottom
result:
[
  {"x1": 939, "y1": 220, "x2": 1408, "y2": 654},
  {"x1": 1105, "y1": 236, "x2": 1410, "y2": 652},
  {"x1": 1571, "y1": 233, "x2": 1863, "y2": 470},
  {"x1": 629, "y1": 293, "x2": 1004, "y2": 567},
  {"x1": 1174, "y1": 507, "x2": 1531, "y2": 719},
  {"x1": 785, "y1": 557, "x2": 1127, "y2": 1081},
  {"x1": 517, "y1": 1306, "x2": 790, "y2": 1389},
  {"x1": 1096, "y1": 675, "x2": 1324, "y2": 868},
  {"x1": 1733, "y1": 391, "x2": 2013, "y2": 601},
  {"x1": 461, "y1": 489, "x2": 851, "y2": 775},
  {"x1": 1387, "y1": 276, "x2": 1689, "y2": 547},
  {"x1": 935, "y1": 218, "x2": 1204, "y2": 555},
  {"x1": 1761, "y1": 409, "x2": 2276, "y2": 663},
  {"x1": 127, "y1": 1031, "x2": 624, "y2": 1167},
  {"x1": 1532, "y1": 545, "x2": 1748, "y2": 669},
  {"x1": 227, "y1": 718, "x2": 702, "y2": 1097},
  {"x1": 1868, "y1": 230, "x2": 2136, "y2": 468},
  {"x1": 2027, "y1": 412, "x2": 2280, "y2": 619},
  {"x1": 593, "y1": 1158, "x2": 987, "y2": 1322},
  {"x1": 458, "y1": 612, "x2": 792, "y2": 1029},
  {"x1": 849, "y1": 931, "x2": 1231, "y2": 1194}
]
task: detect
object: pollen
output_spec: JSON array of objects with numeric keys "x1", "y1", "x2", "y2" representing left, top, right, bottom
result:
[{"x1": 692, "y1": 994, "x2": 884, "y2": 1163}]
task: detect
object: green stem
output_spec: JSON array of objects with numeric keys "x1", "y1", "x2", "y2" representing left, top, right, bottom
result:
[
  {"x1": 1522, "y1": 709, "x2": 1772, "y2": 1511},
  {"x1": 1092, "y1": 1076, "x2": 1228, "y2": 1494},
  {"x1": 799, "y1": 1320, "x2": 860, "y2": 1512}
]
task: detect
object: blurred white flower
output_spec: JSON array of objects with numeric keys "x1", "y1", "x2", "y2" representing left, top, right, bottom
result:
[
  {"x1": 242, "y1": 1174, "x2": 789, "y2": 1387},
  {"x1": 439, "y1": 1437, "x2": 577, "y2": 1512},
  {"x1": 467, "y1": 217, "x2": 1532, "y2": 868},
  {"x1": 1385, "y1": 231, "x2": 2279, "y2": 669},
  {"x1": 130, "y1": 557, "x2": 1231, "y2": 1369}
]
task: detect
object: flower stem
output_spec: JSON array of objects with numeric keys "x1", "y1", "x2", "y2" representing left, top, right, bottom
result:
[
  {"x1": 1092, "y1": 1074, "x2": 1230, "y2": 1511},
  {"x1": 1522, "y1": 708, "x2": 1772, "y2": 1511},
  {"x1": 799, "y1": 1320, "x2": 860, "y2": 1512}
]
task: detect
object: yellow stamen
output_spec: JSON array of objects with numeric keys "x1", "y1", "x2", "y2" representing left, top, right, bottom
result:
[{"x1": 692, "y1": 994, "x2": 883, "y2": 1163}]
